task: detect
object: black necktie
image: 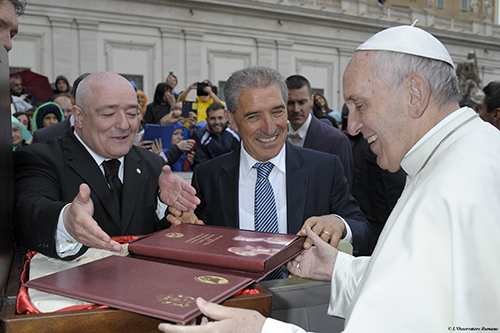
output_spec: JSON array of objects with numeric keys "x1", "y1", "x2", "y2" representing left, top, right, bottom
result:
[{"x1": 102, "y1": 159, "x2": 123, "y2": 215}]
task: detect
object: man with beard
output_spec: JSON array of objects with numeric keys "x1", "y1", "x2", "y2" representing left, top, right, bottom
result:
[{"x1": 192, "y1": 102, "x2": 240, "y2": 168}]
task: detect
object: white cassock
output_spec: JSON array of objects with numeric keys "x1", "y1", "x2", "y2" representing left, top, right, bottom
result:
[{"x1": 262, "y1": 107, "x2": 500, "y2": 332}]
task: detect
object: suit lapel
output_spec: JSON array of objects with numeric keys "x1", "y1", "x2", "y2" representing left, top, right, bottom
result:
[
  {"x1": 121, "y1": 148, "x2": 146, "y2": 234},
  {"x1": 303, "y1": 115, "x2": 318, "y2": 148},
  {"x1": 219, "y1": 145, "x2": 240, "y2": 228},
  {"x1": 63, "y1": 133, "x2": 121, "y2": 226},
  {"x1": 285, "y1": 142, "x2": 308, "y2": 233}
]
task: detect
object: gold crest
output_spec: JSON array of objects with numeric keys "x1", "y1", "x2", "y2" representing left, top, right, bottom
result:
[
  {"x1": 194, "y1": 275, "x2": 229, "y2": 285},
  {"x1": 156, "y1": 294, "x2": 195, "y2": 308},
  {"x1": 165, "y1": 232, "x2": 184, "y2": 238}
]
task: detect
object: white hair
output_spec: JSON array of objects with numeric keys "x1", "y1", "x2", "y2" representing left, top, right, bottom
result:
[{"x1": 371, "y1": 51, "x2": 460, "y2": 107}]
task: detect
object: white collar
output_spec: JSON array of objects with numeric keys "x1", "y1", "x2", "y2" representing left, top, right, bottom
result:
[
  {"x1": 405, "y1": 107, "x2": 467, "y2": 157},
  {"x1": 73, "y1": 130, "x2": 125, "y2": 166},
  {"x1": 287, "y1": 112, "x2": 312, "y2": 139},
  {"x1": 240, "y1": 141, "x2": 286, "y2": 179}
]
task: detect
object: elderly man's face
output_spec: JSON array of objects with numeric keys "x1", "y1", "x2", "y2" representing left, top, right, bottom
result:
[
  {"x1": 228, "y1": 84, "x2": 287, "y2": 162},
  {"x1": 344, "y1": 51, "x2": 409, "y2": 172},
  {"x1": 74, "y1": 75, "x2": 140, "y2": 159},
  {"x1": 0, "y1": 1, "x2": 18, "y2": 52},
  {"x1": 10, "y1": 78, "x2": 23, "y2": 94},
  {"x1": 287, "y1": 85, "x2": 313, "y2": 130},
  {"x1": 54, "y1": 96, "x2": 73, "y2": 119}
]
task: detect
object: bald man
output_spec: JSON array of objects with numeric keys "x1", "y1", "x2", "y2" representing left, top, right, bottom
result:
[{"x1": 14, "y1": 72, "x2": 199, "y2": 260}]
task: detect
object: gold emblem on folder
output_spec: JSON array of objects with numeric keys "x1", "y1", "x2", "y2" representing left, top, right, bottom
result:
[
  {"x1": 194, "y1": 275, "x2": 229, "y2": 285},
  {"x1": 165, "y1": 232, "x2": 184, "y2": 238},
  {"x1": 156, "y1": 294, "x2": 196, "y2": 308}
]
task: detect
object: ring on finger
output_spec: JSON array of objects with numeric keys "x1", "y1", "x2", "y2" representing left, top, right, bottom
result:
[
  {"x1": 296, "y1": 261, "x2": 300, "y2": 269},
  {"x1": 322, "y1": 230, "x2": 331, "y2": 237},
  {"x1": 177, "y1": 194, "x2": 182, "y2": 201}
]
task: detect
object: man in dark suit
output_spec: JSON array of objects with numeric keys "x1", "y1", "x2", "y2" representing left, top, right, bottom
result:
[
  {"x1": 168, "y1": 66, "x2": 372, "y2": 256},
  {"x1": 286, "y1": 75, "x2": 353, "y2": 185},
  {"x1": 14, "y1": 72, "x2": 200, "y2": 260}
]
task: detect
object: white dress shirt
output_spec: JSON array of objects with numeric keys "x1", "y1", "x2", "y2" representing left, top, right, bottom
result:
[
  {"x1": 55, "y1": 131, "x2": 167, "y2": 257},
  {"x1": 237, "y1": 140, "x2": 351, "y2": 242},
  {"x1": 238, "y1": 142, "x2": 288, "y2": 233},
  {"x1": 287, "y1": 113, "x2": 312, "y2": 147}
]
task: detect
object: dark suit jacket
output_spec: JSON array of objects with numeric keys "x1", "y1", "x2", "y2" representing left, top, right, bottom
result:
[
  {"x1": 14, "y1": 131, "x2": 167, "y2": 259},
  {"x1": 350, "y1": 133, "x2": 405, "y2": 244},
  {"x1": 192, "y1": 142, "x2": 373, "y2": 256},
  {"x1": 303, "y1": 115, "x2": 354, "y2": 186},
  {"x1": 144, "y1": 103, "x2": 171, "y2": 124},
  {"x1": 32, "y1": 116, "x2": 72, "y2": 143}
]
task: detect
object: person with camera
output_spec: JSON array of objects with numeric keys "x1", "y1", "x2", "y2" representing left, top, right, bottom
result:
[{"x1": 177, "y1": 80, "x2": 223, "y2": 124}]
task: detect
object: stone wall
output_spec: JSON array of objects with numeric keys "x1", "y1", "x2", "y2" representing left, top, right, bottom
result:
[{"x1": 10, "y1": 0, "x2": 500, "y2": 109}]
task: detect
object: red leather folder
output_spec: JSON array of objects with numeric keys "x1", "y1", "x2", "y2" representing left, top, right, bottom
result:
[
  {"x1": 25, "y1": 224, "x2": 304, "y2": 324},
  {"x1": 128, "y1": 224, "x2": 304, "y2": 280},
  {"x1": 25, "y1": 255, "x2": 252, "y2": 324}
]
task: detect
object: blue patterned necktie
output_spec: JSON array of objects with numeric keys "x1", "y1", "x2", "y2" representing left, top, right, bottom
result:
[
  {"x1": 253, "y1": 162, "x2": 278, "y2": 233},
  {"x1": 253, "y1": 162, "x2": 283, "y2": 280}
]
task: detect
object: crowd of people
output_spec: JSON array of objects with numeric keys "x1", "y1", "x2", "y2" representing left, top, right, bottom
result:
[{"x1": 4, "y1": 0, "x2": 500, "y2": 331}]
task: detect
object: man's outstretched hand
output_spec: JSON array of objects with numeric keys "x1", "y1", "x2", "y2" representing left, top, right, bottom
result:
[
  {"x1": 63, "y1": 183, "x2": 122, "y2": 253},
  {"x1": 158, "y1": 165, "x2": 200, "y2": 211}
]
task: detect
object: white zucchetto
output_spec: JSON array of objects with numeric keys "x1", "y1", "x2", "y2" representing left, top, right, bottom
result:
[{"x1": 356, "y1": 25, "x2": 455, "y2": 68}]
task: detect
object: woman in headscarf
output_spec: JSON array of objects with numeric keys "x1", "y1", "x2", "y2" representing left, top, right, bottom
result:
[
  {"x1": 32, "y1": 102, "x2": 64, "y2": 132},
  {"x1": 148, "y1": 122, "x2": 196, "y2": 172},
  {"x1": 51, "y1": 75, "x2": 72, "y2": 94},
  {"x1": 12, "y1": 115, "x2": 32, "y2": 150}
]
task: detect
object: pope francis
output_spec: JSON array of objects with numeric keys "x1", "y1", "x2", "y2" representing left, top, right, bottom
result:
[{"x1": 158, "y1": 25, "x2": 500, "y2": 333}]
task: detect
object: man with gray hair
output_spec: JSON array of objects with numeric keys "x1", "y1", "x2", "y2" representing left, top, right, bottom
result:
[
  {"x1": 168, "y1": 66, "x2": 372, "y2": 259},
  {"x1": 160, "y1": 26, "x2": 500, "y2": 333}
]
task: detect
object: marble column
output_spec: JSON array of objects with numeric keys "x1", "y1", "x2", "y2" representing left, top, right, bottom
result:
[
  {"x1": 256, "y1": 38, "x2": 275, "y2": 68},
  {"x1": 49, "y1": 17, "x2": 73, "y2": 79},
  {"x1": 76, "y1": 19, "x2": 99, "y2": 75},
  {"x1": 183, "y1": 30, "x2": 204, "y2": 85},
  {"x1": 276, "y1": 40, "x2": 293, "y2": 77},
  {"x1": 161, "y1": 28, "x2": 183, "y2": 85}
]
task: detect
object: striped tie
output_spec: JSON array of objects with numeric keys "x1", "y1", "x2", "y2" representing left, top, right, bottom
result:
[{"x1": 253, "y1": 162, "x2": 283, "y2": 280}]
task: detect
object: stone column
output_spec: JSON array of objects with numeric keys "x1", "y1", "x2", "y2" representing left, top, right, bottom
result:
[
  {"x1": 256, "y1": 38, "x2": 275, "y2": 68},
  {"x1": 276, "y1": 40, "x2": 293, "y2": 77},
  {"x1": 161, "y1": 28, "x2": 183, "y2": 85},
  {"x1": 182, "y1": 30, "x2": 204, "y2": 87},
  {"x1": 337, "y1": 48, "x2": 355, "y2": 107},
  {"x1": 76, "y1": 19, "x2": 99, "y2": 75},
  {"x1": 49, "y1": 17, "x2": 73, "y2": 79}
]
